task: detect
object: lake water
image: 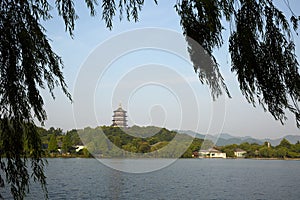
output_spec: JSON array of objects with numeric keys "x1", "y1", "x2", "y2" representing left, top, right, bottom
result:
[{"x1": 1, "y1": 158, "x2": 300, "y2": 199}]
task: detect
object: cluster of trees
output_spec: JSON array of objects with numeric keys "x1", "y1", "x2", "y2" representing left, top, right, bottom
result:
[
  {"x1": 37, "y1": 127, "x2": 90, "y2": 157},
  {"x1": 104, "y1": 126, "x2": 176, "y2": 152},
  {"x1": 35, "y1": 126, "x2": 300, "y2": 159},
  {"x1": 76, "y1": 125, "x2": 217, "y2": 158},
  {"x1": 20, "y1": 126, "x2": 300, "y2": 160},
  {"x1": 79, "y1": 125, "x2": 195, "y2": 158},
  {"x1": 220, "y1": 139, "x2": 300, "y2": 158}
]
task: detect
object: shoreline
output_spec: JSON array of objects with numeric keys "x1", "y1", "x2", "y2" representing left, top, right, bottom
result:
[
  {"x1": 247, "y1": 157, "x2": 300, "y2": 161},
  {"x1": 43, "y1": 155, "x2": 300, "y2": 160}
]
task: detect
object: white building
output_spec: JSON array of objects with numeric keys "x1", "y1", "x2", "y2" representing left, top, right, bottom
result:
[
  {"x1": 234, "y1": 148, "x2": 247, "y2": 158},
  {"x1": 75, "y1": 145, "x2": 86, "y2": 152},
  {"x1": 199, "y1": 148, "x2": 226, "y2": 158}
]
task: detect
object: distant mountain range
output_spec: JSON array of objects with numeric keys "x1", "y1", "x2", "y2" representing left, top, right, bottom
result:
[{"x1": 176, "y1": 130, "x2": 300, "y2": 146}]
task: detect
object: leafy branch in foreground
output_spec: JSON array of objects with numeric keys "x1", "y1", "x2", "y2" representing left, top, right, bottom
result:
[
  {"x1": 0, "y1": 0, "x2": 70, "y2": 199},
  {"x1": 176, "y1": 0, "x2": 300, "y2": 127},
  {"x1": 0, "y1": 0, "x2": 154, "y2": 199}
]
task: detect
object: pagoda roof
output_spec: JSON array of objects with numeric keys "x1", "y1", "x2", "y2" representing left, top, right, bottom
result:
[
  {"x1": 111, "y1": 103, "x2": 127, "y2": 127},
  {"x1": 114, "y1": 104, "x2": 126, "y2": 112},
  {"x1": 114, "y1": 108, "x2": 126, "y2": 112}
]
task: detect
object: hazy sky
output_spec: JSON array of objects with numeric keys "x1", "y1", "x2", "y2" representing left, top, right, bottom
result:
[{"x1": 41, "y1": 1, "x2": 300, "y2": 139}]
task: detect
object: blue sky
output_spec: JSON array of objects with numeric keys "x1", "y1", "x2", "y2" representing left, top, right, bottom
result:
[{"x1": 41, "y1": 1, "x2": 300, "y2": 139}]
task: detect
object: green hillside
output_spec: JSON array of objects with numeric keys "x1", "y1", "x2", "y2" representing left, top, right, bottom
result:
[
  {"x1": 79, "y1": 126, "x2": 205, "y2": 158},
  {"x1": 4, "y1": 125, "x2": 299, "y2": 159},
  {"x1": 33, "y1": 125, "x2": 206, "y2": 158}
]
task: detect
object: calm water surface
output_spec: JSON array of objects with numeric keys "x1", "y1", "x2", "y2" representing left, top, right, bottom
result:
[{"x1": 1, "y1": 158, "x2": 300, "y2": 199}]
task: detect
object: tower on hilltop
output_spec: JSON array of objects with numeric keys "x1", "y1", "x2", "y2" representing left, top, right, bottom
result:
[{"x1": 112, "y1": 103, "x2": 127, "y2": 128}]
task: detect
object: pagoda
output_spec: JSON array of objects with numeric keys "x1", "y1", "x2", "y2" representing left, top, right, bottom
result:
[{"x1": 112, "y1": 103, "x2": 127, "y2": 128}]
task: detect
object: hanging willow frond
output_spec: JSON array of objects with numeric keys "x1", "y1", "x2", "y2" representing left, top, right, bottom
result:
[{"x1": 176, "y1": 0, "x2": 300, "y2": 127}]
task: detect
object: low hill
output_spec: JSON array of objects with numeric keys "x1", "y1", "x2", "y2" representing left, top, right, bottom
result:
[
  {"x1": 78, "y1": 126, "x2": 206, "y2": 158},
  {"x1": 265, "y1": 135, "x2": 300, "y2": 146},
  {"x1": 176, "y1": 130, "x2": 300, "y2": 146}
]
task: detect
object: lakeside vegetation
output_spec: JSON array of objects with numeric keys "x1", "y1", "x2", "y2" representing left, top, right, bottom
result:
[
  {"x1": 220, "y1": 139, "x2": 300, "y2": 159},
  {"x1": 22, "y1": 126, "x2": 300, "y2": 159}
]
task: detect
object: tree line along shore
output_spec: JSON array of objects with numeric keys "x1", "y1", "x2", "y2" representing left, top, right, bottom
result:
[{"x1": 22, "y1": 126, "x2": 300, "y2": 159}]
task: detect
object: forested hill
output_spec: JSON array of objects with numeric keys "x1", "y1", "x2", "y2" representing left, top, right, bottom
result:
[
  {"x1": 38, "y1": 126, "x2": 206, "y2": 158},
  {"x1": 78, "y1": 126, "x2": 206, "y2": 158},
  {"x1": 36, "y1": 126, "x2": 300, "y2": 159}
]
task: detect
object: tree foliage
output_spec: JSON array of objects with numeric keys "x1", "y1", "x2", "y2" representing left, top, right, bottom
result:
[
  {"x1": 0, "y1": 0, "x2": 72, "y2": 199},
  {"x1": 62, "y1": 132, "x2": 72, "y2": 154},
  {"x1": 175, "y1": 0, "x2": 300, "y2": 127},
  {"x1": 48, "y1": 134, "x2": 58, "y2": 153},
  {"x1": 278, "y1": 138, "x2": 292, "y2": 148},
  {"x1": 78, "y1": 126, "x2": 196, "y2": 158},
  {"x1": 221, "y1": 139, "x2": 300, "y2": 158},
  {"x1": 0, "y1": 0, "x2": 300, "y2": 199}
]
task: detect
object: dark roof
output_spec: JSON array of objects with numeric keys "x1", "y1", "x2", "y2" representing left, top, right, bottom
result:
[
  {"x1": 199, "y1": 148, "x2": 221, "y2": 153},
  {"x1": 234, "y1": 148, "x2": 246, "y2": 152},
  {"x1": 114, "y1": 107, "x2": 126, "y2": 112}
]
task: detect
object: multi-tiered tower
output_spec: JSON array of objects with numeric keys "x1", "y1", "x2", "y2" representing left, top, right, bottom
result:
[{"x1": 112, "y1": 104, "x2": 127, "y2": 128}]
